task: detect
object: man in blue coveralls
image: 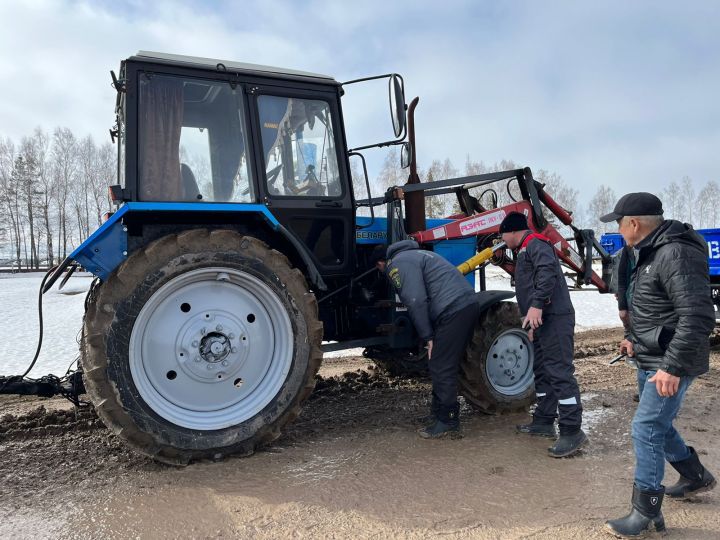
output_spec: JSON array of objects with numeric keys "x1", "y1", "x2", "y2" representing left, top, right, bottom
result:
[{"x1": 499, "y1": 212, "x2": 587, "y2": 458}]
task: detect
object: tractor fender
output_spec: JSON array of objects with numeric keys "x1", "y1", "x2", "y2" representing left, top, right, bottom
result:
[
  {"x1": 43, "y1": 202, "x2": 327, "y2": 292},
  {"x1": 274, "y1": 222, "x2": 327, "y2": 291},
  {"x1": 475, "y1": 290, "x2": 516, "y2": 314}
]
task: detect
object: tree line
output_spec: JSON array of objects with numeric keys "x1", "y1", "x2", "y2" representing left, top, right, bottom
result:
[
  {"x1": 2, "y1": 128, "x2": 717, "y2": 270},
  {"x1": 0, "y1": 128, "x2": 115, "y2": 269}
]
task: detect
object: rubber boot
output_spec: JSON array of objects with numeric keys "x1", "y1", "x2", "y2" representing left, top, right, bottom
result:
[
  {"x1": 418, "y1": 403, "x2": 461, "y2": 439},
  {"x1": 605, "y1": 485, "x2": 665, "y2": 538},
  {"x1": 666, "y1": 447, "x2": 717, "y2": 499},
  {"x1": 415, "y1": 394, "x2": 440, "y2": 425},
  {"x1": 516, "y1": 417, "x2": 557, "y2": 438},
  {"x1": 548, "y1": 428, "x2": 587, "y2": 458}
]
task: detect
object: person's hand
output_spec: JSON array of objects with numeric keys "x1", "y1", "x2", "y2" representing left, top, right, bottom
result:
[
  {"x1": 619, "y1": 310, "x2": 630, "y2": 326},
  {"x1": 649, "y1": 370, "x2": 680, "y2": 397},
  {"x1": 620, "y1": 339, "x2": 634, "y2": 357},
  {"x1": 528, "y1": 328, "x2": 534, "y2": 342},
  {"x1": 426, "y1": 340, "x2": 433, "y2": 360},
  {"x1": 522, "y1": 307, "x2": 543, "y2": 330}
]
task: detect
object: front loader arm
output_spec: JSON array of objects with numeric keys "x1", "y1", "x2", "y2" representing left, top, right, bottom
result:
[{"x1": 410, "y1": 200, "x2": 610, "y2": 293}]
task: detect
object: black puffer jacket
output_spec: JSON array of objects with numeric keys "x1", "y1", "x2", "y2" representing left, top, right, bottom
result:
[{"x1": 629, "y1": 220, "x2": 715, "y2": 376}]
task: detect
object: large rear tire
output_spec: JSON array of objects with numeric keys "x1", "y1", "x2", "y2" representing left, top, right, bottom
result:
[
  {"x1": 82, "y1": 229, "x2": 323, "y2": 465},
  {"x1": 460, "y1": 302, "x2": 535, "y2": 413}
]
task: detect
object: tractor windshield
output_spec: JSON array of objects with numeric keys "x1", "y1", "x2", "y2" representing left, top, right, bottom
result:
[
  {"x1": 137, "y1": 73, "x2": 254, "y2": 203},
  {"x1": 258, "y1": 95, "x2": 342, "y2": 198}
]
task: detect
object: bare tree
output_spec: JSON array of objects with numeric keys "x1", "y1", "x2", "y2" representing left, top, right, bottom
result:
[
  {"x1": 376, "y1": 147, "x2": 405, "y2": 192},
  {"x1": 29, "y1": 128, "x2": 55, "y2": 266},
  {"x1": 51, "y1": 128, "x2": 77, "y2": 259},
  {"x1": 12, "y1": 152, "x2": 40, "y2": 268},
  {"x1": 662, "y1": 180, "x2": 682, "y2": 221},
  {"x1": 696, "y1": 181, "x2": 720, "y2": 229},
  {"x1": 680, "y1": 176, "x2": 695, "y2": 225},
  {"x1": 587, "y1": 184, "x2": 617, "y2": 235},
  {"x1": 535, "y1": 169, "x2": 579, "y2": 227},
  {"x1": 423, "y1": 158, "x2": 458, "y2": 218},
  {"x1": 421, "y1": 169, "x2": 446, "y2": 218},
  {"x1": 0, "y1": 138, "x2": 20, "y2": 264}
]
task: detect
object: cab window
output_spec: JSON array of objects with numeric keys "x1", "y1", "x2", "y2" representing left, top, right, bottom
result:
[
  {"x1": 258, "y1": 95, "x2": 342, "y2": 198},
  {"x1": 137, "y1": 73, "x2": 254, "y2": 202}
]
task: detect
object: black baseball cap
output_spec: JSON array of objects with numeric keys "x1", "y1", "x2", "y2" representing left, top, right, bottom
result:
[{"x1": 599, "y1": 192, "x2": 663, "y2": 223}]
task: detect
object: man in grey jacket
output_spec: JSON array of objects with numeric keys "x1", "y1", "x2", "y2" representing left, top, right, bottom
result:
[
  {"x1": 601, "y1": 193, "x2": 716, "y2": 538},
  {"x1": 372, "y1": 240, "x2": 479, "y2": 439}
]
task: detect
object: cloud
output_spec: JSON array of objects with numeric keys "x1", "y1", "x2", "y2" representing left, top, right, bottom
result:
[{"x1": 1, "y1": 0, "x2": 719, "y2": 206}]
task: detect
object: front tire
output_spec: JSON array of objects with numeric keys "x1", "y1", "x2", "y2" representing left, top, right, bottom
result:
[
  {"x1": 460, "y1": 302, "x2": 535, "y2": 413},
  {"x1": 82, "y1": 229, "x2": 323, "y2": 464}
]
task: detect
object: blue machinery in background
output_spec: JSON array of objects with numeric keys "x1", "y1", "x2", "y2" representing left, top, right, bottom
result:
[{"x1": 601, "y1": 229, "x2": 720, "y2": 277}]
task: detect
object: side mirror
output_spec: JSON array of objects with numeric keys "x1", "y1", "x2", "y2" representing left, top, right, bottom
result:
[
  {"x1": 389, "y1": 74, "x2": 406, "y2": 138},
  {"x1": 400, "y1": 142, "x2": 412, "y2": 169}
]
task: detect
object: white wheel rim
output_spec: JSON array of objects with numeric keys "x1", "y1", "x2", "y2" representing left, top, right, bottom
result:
[
  {"x1": 485, "y1": 329, "x2": 534, "y2": 396},
  {"x1": 129, "y1": 267, "x2": 293, "y2": 430}
]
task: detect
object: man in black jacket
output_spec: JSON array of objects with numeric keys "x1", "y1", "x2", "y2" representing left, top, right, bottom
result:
[
  {"x1": 601, "y1": 193, "x2": 716, "y2": 538},
  {"x1": 372, "y1": 240, "x2": 479, "y2": 439},
  {"x1": 499, "y1": 212, "x2": 587, "y2": 458}
]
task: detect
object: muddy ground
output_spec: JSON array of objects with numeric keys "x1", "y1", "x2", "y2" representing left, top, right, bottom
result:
[{"x1": 1, "y1": 328, "x2": 719, "y2": 539}]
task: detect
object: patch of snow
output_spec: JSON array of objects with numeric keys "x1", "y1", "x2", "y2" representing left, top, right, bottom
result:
[{"x1": 0, "y1": 266, "x2": 621, "y2": 377}]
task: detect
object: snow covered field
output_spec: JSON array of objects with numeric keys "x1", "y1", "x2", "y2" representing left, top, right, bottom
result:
[{"x1": 0, "y1": 268, "x2": 621, "y2": 379}]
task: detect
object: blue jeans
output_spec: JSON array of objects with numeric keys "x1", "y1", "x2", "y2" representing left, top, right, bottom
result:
[{"x1": 632, "y1": 369, "x2": 695, "y2": 491}]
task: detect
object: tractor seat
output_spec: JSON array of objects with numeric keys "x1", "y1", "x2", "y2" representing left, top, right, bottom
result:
[{"x1": 181, "y1": 163, "x2": 202, "y2": 201}]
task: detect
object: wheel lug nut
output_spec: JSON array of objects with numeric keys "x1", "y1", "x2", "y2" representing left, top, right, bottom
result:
[
  {"x1": 231, "y1": 347, "x2": 238, "y2": 353},
  {"x1": 194, "y1": 356, "x2": 201, "y2": 362},
  {"x1": 229, "y1": 333, "x2": 235, "y2": 339},
  {"x1": 216, "y1": 325, "x2": 223, "y2": 331},
  {"x1": 201, "y1": 328, "x2": 207, "y2": 335},
  {"x1": 192, "y1": 340, "x2": 199, "y2": 347},
  {"x1": 207, "y1": 364, "x2": 214, "y2": 370},
  {"x1": 222, "y1": 360, "x2": 229, "y2": 367}
]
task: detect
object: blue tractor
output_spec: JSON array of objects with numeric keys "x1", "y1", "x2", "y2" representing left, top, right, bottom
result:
[{"x1": 12, "y1": 52, "x2": 611, "y2": 464}]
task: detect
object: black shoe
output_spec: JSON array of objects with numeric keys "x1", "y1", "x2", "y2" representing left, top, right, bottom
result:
[
  {"x1": 548, "y1": 429, "x2": 587, "y2": 458},
  {"x1": 418, "y1": 419, "x2": 462, "y2": 439},
  {"x1": 415, "y1": 412, "x2": 436, "y2": 425},
  {"x1": 516, "y1": 419, "x2": 557, "y2": 438},
  {"x1": 666, "y1": 447, "x2": 717, "y2": 499},
  {"x1": 415, "y1": 394, "x2": 441, "y2": 425},
  {"x1": 418, "y1": 403, "x2": 460, "y2": 439},
  {"x1": 633, "y1": 393, "x2": 640, "y2": 403},
  {"x1": 605, "y1": 485, "x2": 665, "y2": 538}
]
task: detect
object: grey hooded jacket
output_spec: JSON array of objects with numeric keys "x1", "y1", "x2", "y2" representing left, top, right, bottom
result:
[
  {"x1": 629, "y1": 220, "x2": 714, "y2": 376},
  {"x1": 385, "y1": 240, "x2": 476, "y2": 341}
]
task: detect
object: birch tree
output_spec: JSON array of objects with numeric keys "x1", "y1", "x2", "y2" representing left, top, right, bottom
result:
[
  {"x1": 587, "y1": 184, "x2": 617, "y2": 235},
  {"x1": 51, "y1": 128, "x2": 77, "y2": 259}
]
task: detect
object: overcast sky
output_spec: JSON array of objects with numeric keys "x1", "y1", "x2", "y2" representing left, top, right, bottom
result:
[{"x1": 1, "y1": 0, "x2": 718, "y2": 205}]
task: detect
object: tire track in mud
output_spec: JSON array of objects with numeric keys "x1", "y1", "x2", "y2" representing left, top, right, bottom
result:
[
  {"x1": 0, "y1": 406, "x2": 103, "y2": 441},
  {"x1": 0, "y1": 329, "x2": 630, "y2": 443}
]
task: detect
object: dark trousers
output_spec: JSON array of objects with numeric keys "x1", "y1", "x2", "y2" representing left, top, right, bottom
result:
[
  {"x1": 429, "y1": 302, "x2": 480, "y2": 408},
  {"x1": 532, "y1": 313, "x2": 583, "y2": 433}
]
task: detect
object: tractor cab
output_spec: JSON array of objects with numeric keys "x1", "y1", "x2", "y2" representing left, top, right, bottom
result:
[{"x1": 113, "y1": 51, "x2": 364, "y2": 275}]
